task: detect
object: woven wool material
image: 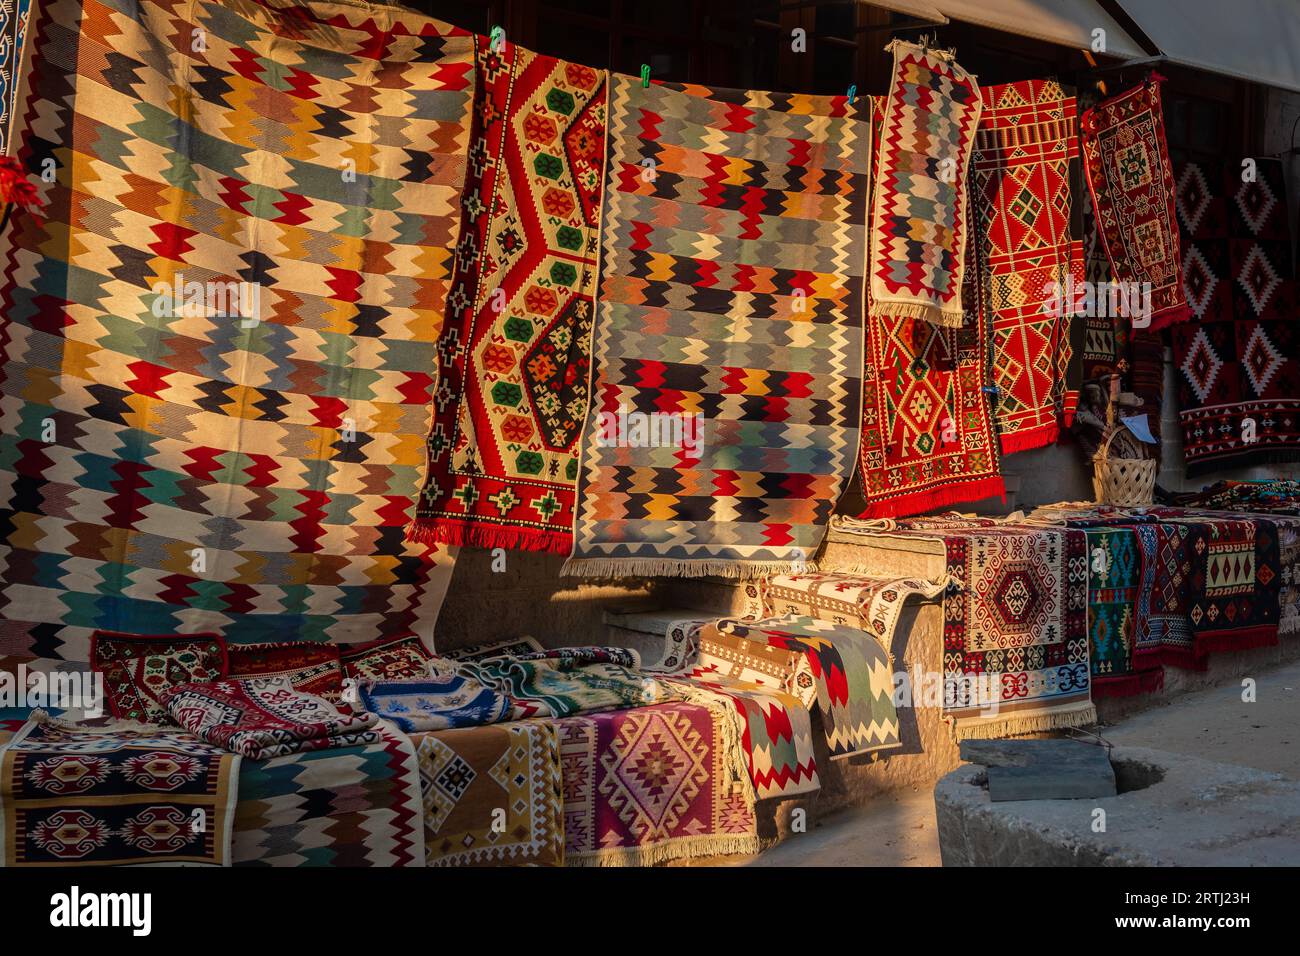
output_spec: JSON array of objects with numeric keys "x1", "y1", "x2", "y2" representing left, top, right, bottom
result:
[
  {"x1": 233, "y1": 719, "x2": 424, "y2": 866},
  {"x1": 556, "y1": 700, "x2": 758, "y2": 866},
  {"x1": 339, "y1": 633, "x2": 435, "y2": 681},
  {"x1": 0, "y1": 0, "x2": 29, "y2": 156},
  {"x1": 1, "y1": 714, "x2": 239, "y2": 866},
  {"x1": 163, "y1": 676, "x2": 380, "y2": 760},
  {"x1": 1085, "y1": 527, "x2": 1163, "y2": 698},
  {"x1": 869, "y1": 41, "x2": 981, "y2": 328},
  {"x1": 459, "y1": 653, "x2": 679, "y2": 720},
  {"x1": 713, "y1": 614, "x2": 901, "y2": 759},
  {"x1": 757, "y1": 571, "x2": 946, "y2": 633},
  {"x1": 410, "y1": 40, "x2": 607, "y2": 554},
  {"x1": 0, "y1": 0, "x2": 470, "y2": 667},
  {"x1": 971, "y1": 80, "x2": 1082, "y2": 453},
  {"x1": 415, "y1": 719, "x2": 564, "y2": 867},
  {"x1": 91, "y1": 631, "x2": 228, "y2": 725},
  {"x1": 360, "y1": 673, "x2": 510, "y2": 732},
  {"x1": 227, "y1": 641, "x2": 344, "y2": 700},
  {"x1": 567, "y1": 76, "x2": 868, "y2": 578},
  {"x1": 1080, "y1": 79, "x2": 1188, "y2": 330},
  {"x1": 1170, "y1": 160, "x2": 1300, "y2": 474}
]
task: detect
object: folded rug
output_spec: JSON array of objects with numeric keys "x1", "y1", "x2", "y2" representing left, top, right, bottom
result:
[
  {"x1": 1170, "y1": 159, "x2": 1300, "y2": 475},
  {"x1": 459, "y1": 653, "x2": 677, "y2": 719},
  {"x1": 1080, "y1": 78, "x2": 1188, "y2": 330},
  {"x1": 757, "y1": 572, "x2": 946, "y2": 634},
  {"x1": 971, "y1": 80, "x2": 1082, "y2": 453},
  {"x1": 233, "y1": 720, "x2": 424, "y2": 867},
  {"x1": 360, "y1": 674, "x2": 510, "y2": 733},
  {"x1": 409, "y1": 39, "x2": 608, "y2": 555},
  {"x1": 163, "y1": 677, "x2": 380, "y2": 760},
  {"x1": 440, "y1": 637, "x2": 544, "y2": 661},
  {"x1": 664, "y1": 671, "x2": 820, "y2": 801},
  {"x1": 715, "y1": 615, "x2": 900, "y2": 758},
  {"x1": 556, "y1": 701, "x2": 758, "y2": 866},
  {"x1": 870, "y1": 40, "x2": 981, "y2": 328},
  {"x1": 566, "y1": 76, "x2": 869, "y2": 578},
  {"x1": 227, "y1": 642, "x2": 343, "y2": 701},
  {"x1": 415, "y1": 720, "x2": 564, "y2": 867},
  {"x1": 1, "y1": 712, "x2": 239, "y2": 866}
]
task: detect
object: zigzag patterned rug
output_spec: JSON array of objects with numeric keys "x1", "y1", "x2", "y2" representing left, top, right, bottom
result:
[
  {"x1": 971, "y1": 80, "x2": 1082, "y2": 454},
  {"x1": 0, "y1": 0, "x2": 470, "y2": 667},
  {"x1": 0, "y1": 0, "x2": 29, "y2": 156},
  {"x1": 409, "y1": 40, "x2": 607, "y2": 554},
  {"x1": 869, "y1": 40, "x2": 981, "y2": 328},
  {"x1": 233, "y1": 721, "x2": 424, "y2": 867},
  {"x1": 565, "y1": 77, "x2": 868, "y2": 578}
]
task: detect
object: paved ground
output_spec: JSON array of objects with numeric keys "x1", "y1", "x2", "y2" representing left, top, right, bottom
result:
[{"x1": 750, "y1": 660, "x2": 1300, "y2": 866}]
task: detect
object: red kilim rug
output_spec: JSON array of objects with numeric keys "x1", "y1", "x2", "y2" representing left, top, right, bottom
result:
[
  {"x1": 1080, "y1": 78, "x2": 1189, "y2": 330},
  {"x1": 972, "y1": 80, "x2": 1083, "y2": 453},
  {"x1": 408, "y1": 39, "x2": 607, "y2": 553}
]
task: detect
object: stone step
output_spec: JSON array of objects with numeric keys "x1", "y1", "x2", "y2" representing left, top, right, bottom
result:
[{"x1": 959, "y1": 738, "x2": 1117, "y2": 802}]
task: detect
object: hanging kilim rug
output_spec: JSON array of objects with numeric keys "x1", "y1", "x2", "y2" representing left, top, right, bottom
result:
[
  {"x1": 1085, "y1": 527, "x2": 1163, "y2": 698},
  {"x1": 0, "y1": 0, "x2": 472, "y2": 669},
  {"x1": 1, "y1": 712, "x2": 239, "y2": 866},
  {"x1": 869, "y1": 40, "x2": 981, "y2": 328},
  {"x1": 565, "y1": 76, "x2": 869, "y2": 578},
  {"x1": 1170, "y1": 160, "x2": 1300, "y2": 475},
  {"x1": 715, "y1": 614, "x2": 900, "y2": 758},
  {"x1": 1080, "y1": 78, "x2": 1189, "y2": 330},
  {"x1": 0, "y1": 0, "x2": 30, "y2": 156},
  {"x1": 556, "y1": 700, "x2": 758, "y2": 866},
  {"x1": 935, "y1": 526, "x2": 1094, "y2": 738},
  {"x1": 233, "y1": 720, "x2": 424, "y2": 867},
  {"x1": 971, "y1": 79, "x2": 1083, "y2": 453},
  {"x1": 415, "y1": 719, "x2": 564, "y2": 867},
  {"x1": 408, "y1": 40, "x2": 607, "y2": 554}
]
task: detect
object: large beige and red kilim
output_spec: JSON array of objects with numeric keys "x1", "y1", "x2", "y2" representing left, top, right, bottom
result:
[
  {"x1": 409, "y1": 39, "x2": 607, "y2": 554},
  {"x1": 971, "y1": 80, "x2": 1083, "y2": 453},
  {"x1": 566, "y1": 77, "x2": 868, "y2": 578},
  {"x1": 869, "y1": 40, "x2": 981, "y2": 329},
  {"x1": 0, "y1": 0, "x2": 470, "y2": 668}
]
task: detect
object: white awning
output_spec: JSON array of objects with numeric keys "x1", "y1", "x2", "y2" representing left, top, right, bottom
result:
[
  {"x1": 862, "y1": 0, "x2": 1147, "y2": 58},
  {"x1": 1119, "y1": 0, "x2": 1300, "y2": 92}
]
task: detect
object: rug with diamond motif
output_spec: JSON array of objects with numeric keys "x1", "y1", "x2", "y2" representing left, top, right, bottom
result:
[
  {"x1": 1170, "y1": 159, "x2": 1300, "y2": 474},
  {"x1": 870, "y1": 40, "x2": 981, "y2": 328},
  {"x1": 566, "y1": 77, "x2": 868, "y2": 578},
  {"x1": 415, "y1": 719, "x2": 564, "y2": 867},
  {"x1": 409, "y1": 40, "x2": 606, "y2": 555},
  {"x1": 0, "y1": 0, "x2": 471, "y2": 667},
  {"x1": 971, "y1": 80, "x2": 1083, "y2": 453},
  {"x1": 1080, "y1": 78, "x2": 1188, "y2": 330},
  {"x1": 556, "y1": 701, "x2": 758, "y2": 865},
  {"x1": 1085, "y1": 527, "x2": 1163, "y2": 698},
  {"x1": 1, "y1": 712, "x2": 239, "y2": 866}
]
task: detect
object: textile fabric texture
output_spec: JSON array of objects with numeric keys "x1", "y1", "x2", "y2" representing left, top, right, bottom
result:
[
  {"x1": 556, "y1": 700, "x2": 758, "y2": 866},
  {"x1": 757, "y1": 571, "x2": 946, "y2": 634},
  {"x1": 1170, "y1": 159, "x2": 1300, "y2": 474},
  {"x1": 0, "y1": 0, "x2": 471, "y2": 669},
  {"x1": 1085, "y1": 527, "x2": 1163, "y2": 698},
  {"x1": 91, "y1": 631, "x2": 227, "y2": 724},
  {"x1": 1080, "y1": 78, "x2": 1188, "y2": 329},
  {"x1": 459, "y1": 653, "x2": 678, "y2": 719},
  {"x1": 0, "y1": 713, "x2": 239, "y2": 866},
  {"x1": 339, "y1": 633, "x2": 435, "y2": 681},
  {"x1": 415, "y1": 719, "x2": 564, "y2": 867},
  {"x1": 360, "y1": 673, "x2": 509, "y2": 732},
  {"x1": 567, "y1": 76, "x2": 868, "y2": 578},
  {"x1": 717, "y1": 614, "x2": 901, "y2": 758},
  {"x1": 233, "y1": 720, "x2": 424, "y2": 866},
  {"x1": 869, "y1": 41, "x2": 981, "y2": 327},
  {"x1": 438, "y1": 636, "x2": 543, "y2": 661},
  {"x1": 0, "y1": 0, "x2": 29, "y2": 156},
  {"x1": 410, "y1": 40, "x2": 607, "y2": 554},
  {"x1": 163, "y1": 676, "x2": 380, "y2": 759},
  {"x1": 972, "y1": 80, "x2": 1082, "y2": 453},
  {"x1": 227, "y1": 641, "x2": 344, "y2": 700}
]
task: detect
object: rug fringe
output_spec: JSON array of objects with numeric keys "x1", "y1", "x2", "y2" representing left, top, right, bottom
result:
[
  {"x1": 951, "y1": 703, "x2": 1097, "y2": 740},
  {"x1": 559, "y1": 557, "x2": 811, "y2": 580},
  {"x1": 564, "y1": 832, "x2": 760, "y2": 867},
  {"x1": 871, "y1": 299, "x2": 967, "y2": 328},
  {"x1": 858, "y1": 474, "x2": 1006, "y2": 521},
  {"x1": 1000, "y1": 423, "x2": 1059, "y2": 456},
  {"x1": 405, "y1": 517, "x2": 571, "y2": 555}
]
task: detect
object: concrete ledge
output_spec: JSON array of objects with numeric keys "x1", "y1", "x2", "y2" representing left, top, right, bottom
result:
[{"x1": 936, "y1": 745, "x2": 1300, "y2": 866}]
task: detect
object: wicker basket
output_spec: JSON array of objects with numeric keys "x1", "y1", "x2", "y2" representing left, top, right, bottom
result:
[{"x1": 1092, "y1": 426, "x2": 1156, "y2": 507}]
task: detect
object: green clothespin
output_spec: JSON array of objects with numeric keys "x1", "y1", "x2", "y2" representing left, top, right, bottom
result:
[
  {"x1": 489, "y1": 25, "x2": 505, "y2": 53},
  {"x1": 641, "y1": 64, "x2": 651, "y2": 88},
  {"x1": 847, "y1": 84, "x2": 857, "y2": 105}
]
